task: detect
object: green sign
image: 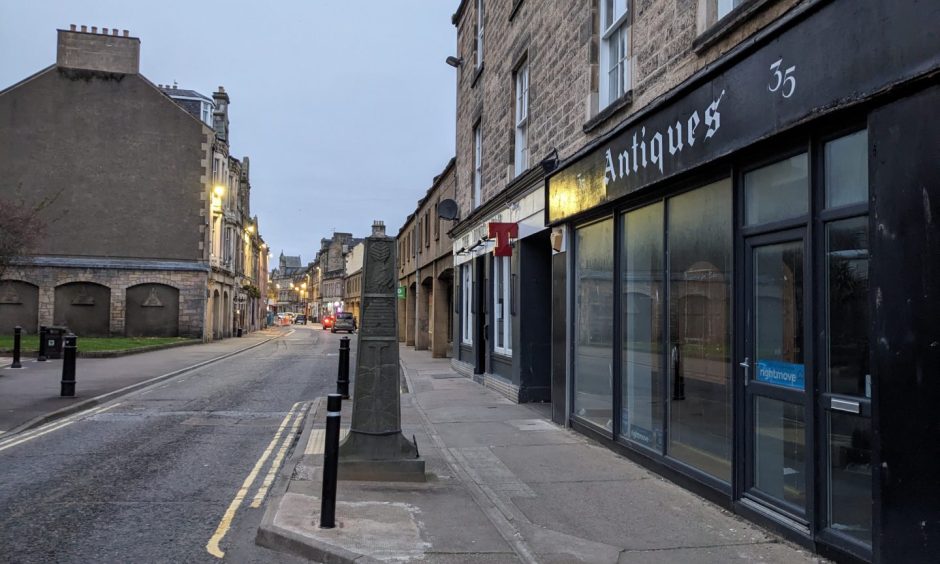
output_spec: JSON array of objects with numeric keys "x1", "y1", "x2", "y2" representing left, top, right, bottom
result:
[{"x1": 397, "y1": 286, "x2": 406, "y2": 300}]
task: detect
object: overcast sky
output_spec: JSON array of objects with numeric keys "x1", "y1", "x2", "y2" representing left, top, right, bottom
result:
[{"x1": 0, "y1": 1, "x2": 457, "y2": 262}]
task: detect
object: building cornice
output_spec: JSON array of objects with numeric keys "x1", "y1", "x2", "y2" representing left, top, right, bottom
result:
[{"x1": 449, "y1": 165, "x2": 545, "y2": 238}]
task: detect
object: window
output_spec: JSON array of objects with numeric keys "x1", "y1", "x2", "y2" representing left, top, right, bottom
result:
[
  {"x1": 600, "y1": 0, "x2": 632, "y2": 109},
  {"x1": 475, "y1": 0, "x2": 485, "y2": 69},
  {"x1": 473, "y1": 124, "x2": 482, "y2": 209},
  {"x1": 701, "y1": 0, "x2": 745, "y2": 30},
  {"x1": 514, "y1": 61, "x2": 529, "y2": 176},
  {"x1": 716, "y1": 0, "x2": 742, "y2": 20},
  {"x1": 574, "y1": 218, "x2": 614, "y2": 430},
  {"x1": 493, "y1": 255, "x2": 512, "y2": 355},
  {"x1": 201, "y1": 101, "x2": 213, "y2": 125},
  {"x1": 461, "y1": 264, "x2": 473, "y2": 345}
]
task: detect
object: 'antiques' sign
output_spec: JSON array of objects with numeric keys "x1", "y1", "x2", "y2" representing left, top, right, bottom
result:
[{"x1": 547, "y1": 0, "x2": 938, "y2": 223}]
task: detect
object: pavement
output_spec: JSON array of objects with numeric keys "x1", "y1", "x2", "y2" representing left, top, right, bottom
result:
[
  {"x1": 256, "y1": 345, "x2": 827, "y2": 564},
  {"x1": 0, "y1": 326, "x2": 288, "y2": 435}
]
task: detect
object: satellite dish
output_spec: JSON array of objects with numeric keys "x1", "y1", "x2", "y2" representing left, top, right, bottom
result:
[{"x1": 437, "y1": 199, "x2": 459, "y2": 221}]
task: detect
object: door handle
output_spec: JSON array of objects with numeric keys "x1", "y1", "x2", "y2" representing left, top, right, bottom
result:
[{"x1": 740, "y1": 356, "x2": 750, "y2": 386}]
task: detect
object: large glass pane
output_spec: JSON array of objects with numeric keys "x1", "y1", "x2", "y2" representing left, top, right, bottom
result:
[
  {"x1": 826, "y1": 130, "x2": 868, "y2": 209},
  {"x1": 667, "y1": 179, "x2": 732, "y2": 481},
  {"x1": 828, "y1": 412, "x2": 872, "y2": 545},
  {"x1": 745, "y1": 154, "x2": 808, "y2": 226},
  {"x1": 620, "y1": 202, "x2": 664, "y2": 450},
  {"x1": 827, "y1": 217, "x2": 870, "y2": 397},
  {"x1": 754, "y1": 397, "x2": 806, "y2": 510},
  {"x1": 574, "y1": 219, "x2": 614, "y2": 430},
  {"x1": 754, "y1": 241, "x2": 805, "y2": 391}
]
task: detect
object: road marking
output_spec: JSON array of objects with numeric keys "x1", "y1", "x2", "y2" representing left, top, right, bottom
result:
[
  {"x1": 249, "y1": 407, "x2": 307, "y2": 508},
  {"x1": 0, "y1": 403, "x2": 121, "y2": 454},
  {"x1": 206, "y1": 401, "x2": 306, "y2": 559}
]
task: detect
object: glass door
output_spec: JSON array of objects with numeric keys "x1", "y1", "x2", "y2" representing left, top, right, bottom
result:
[{"x1": 742, "y1": 229, "x2": 810, "y2": 522}]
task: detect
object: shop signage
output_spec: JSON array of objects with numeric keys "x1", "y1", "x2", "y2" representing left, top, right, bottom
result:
[
  {"x1": 488, "y1": 222, "x2": 518, "y2": 257},
  {"x1": 397, "y1": 286, "x2": 406, "y2": 300},
  {"x1": 547, "y1": 0, "x2": 938, "y2": 223},
  {"x1": 756, "y1": 360, "x2": 805, "y2": 391}
]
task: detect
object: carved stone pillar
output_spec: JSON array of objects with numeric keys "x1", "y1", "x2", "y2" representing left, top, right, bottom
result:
[{"x1": 338, "y1": 222, "x2": 424, "y2": 481}]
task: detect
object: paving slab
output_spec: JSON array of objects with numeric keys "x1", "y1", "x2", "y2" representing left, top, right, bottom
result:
[{"x1": 256, "y1": 345, "x2": 827, "y2": 564}]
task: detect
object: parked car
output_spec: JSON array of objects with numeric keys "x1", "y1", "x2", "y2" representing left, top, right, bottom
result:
[
  {"x1": 293, "y1": 314, "x2": 306, "y2": 324},
  {"x1": 332, "y1": 312, "x2": 355, "y2": 333},
  {"x1": 321, "y1": 315, "x2": 334, "y2": 330}
]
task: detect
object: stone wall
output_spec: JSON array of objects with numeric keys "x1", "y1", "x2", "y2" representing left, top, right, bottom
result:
[
  {"x1": 1, "y1": 264, "x2": 207, "y2": 338},
  {"x1": 453, "y1": 0, "x2": 803, "y2": 217}
]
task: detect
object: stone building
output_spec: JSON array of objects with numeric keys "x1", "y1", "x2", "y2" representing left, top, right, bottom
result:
[
  {"x1": 312, "y1": 232, "x2": 360, "y2": 320},
  {"x1": 448, "y1": 2, "x2": 940, "y2": 562},
  {"x1": 270, "y1": 253, "x2": 304, "y2": 314},
  {"x1": 396, "y1": 158, "x2": 457, "y2": 358},
  {"x1": 0, "y1": 25, "x2": 267, "y2": 339},
  {"x1": 343, "y1": 242, "x2": 364, "y2": 323}
]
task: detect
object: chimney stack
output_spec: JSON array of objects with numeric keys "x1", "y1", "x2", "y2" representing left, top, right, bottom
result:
[
  {"x1": 57, "y1": 25, "x2": 141, "y2": 74},
  {"x1": 212, "y1": 86, "x2": 231, "y2": 142},
  {"x1": 372, "y1": 220, "x2": 387, "y2": 237}
]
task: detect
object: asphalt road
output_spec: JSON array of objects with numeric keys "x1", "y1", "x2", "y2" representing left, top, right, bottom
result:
[{"x1": 0, "y1": 325, "x2": 351, "y2": 563}]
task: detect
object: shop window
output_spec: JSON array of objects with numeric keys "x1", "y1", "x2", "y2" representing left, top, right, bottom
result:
[
  {"x1": 825, "y1": 130, "x2": 868, "y2": 208},
  {"x1": 823, "y1": 129, "x2": 871, "y2": 546},
  {"x1": 745, "y1": 153, "x2": 808, "y2": 226},
  {"x1": 574, "y1": 218, "x2": 614, "y2": 430},
  {"x1": 667, "y1": 178, "x2": 733, "y2": 482},
  {"x1": 620, "y1": 202, "x2": 664, "y2": 450},
  {"x1": 600, "y1": 0, "x2": 632, "y2": 109},
  {"x1": 493, "y1": 255, "x2": 512, "y2": 356},
  {"x1": 461, "y1": 263, "x2": 473, "y2": 345},
  {"x1": 514, "y1": 61, "x2": 529, "y2": 176}
]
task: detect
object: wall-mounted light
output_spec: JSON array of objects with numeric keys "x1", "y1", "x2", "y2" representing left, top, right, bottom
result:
[
  {"x1": 540, "y1": 148, "x2": 560, "y2": 174},
  {"x1": 213, "y1": 185, "x2": 225, "y2": 197},
  {"x1": 445, "y1": 56, "x2": 463, "y2": 68}
]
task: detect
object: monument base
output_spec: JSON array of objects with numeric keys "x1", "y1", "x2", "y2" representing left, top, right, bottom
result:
[{"x1": 338, "y1": 430, "x2": 426, "y2": 482}]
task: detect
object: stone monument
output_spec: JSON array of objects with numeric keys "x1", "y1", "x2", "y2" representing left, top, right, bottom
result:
[{"x1": 338, "y1": 220, "x2": 425, "y2": 481}]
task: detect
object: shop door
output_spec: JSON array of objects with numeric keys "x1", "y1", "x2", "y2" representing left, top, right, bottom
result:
[{"x1": 741, "y1": 229, "x2": 811, "y2": 524}]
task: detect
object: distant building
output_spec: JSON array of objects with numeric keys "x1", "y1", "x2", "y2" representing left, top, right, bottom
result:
[
  {"x1": 343, "y1": 242, "x2": 364, "y2": 324},
  {"x1": 396, "y1": 158, "x2": 456, "y2": 358},
  {"x1": 0, "y1": 25, "x2": 267, "y2": 339}
]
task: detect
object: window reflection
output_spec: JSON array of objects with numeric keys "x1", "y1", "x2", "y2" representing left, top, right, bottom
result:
[
  {"x1": 827, "y1": 217, "x2": 870, "y2": 397},
  {"x1": 574, "y1": 218, "x2": 614, "y2": 430},
  {"x1": 620, "y1": 203, "x2": 664, "y2": 450},
  {"x1": 667, "y1": 179, "x2": 733, "y2": 481},
  {"x1": 745, "y1": 154, "x2": 808, "y2": 226},
  {"x1": 828, "y1": 412, "x2": 872, "y2": 544}
]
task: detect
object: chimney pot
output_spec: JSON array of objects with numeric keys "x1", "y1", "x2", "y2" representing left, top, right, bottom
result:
[
  {"x1": 112, "y1": 29, "x2": 118, "y2": 36},
  {"x1": 123, "y1": 29, "x2": 129, "y2": 37},
  {"x1": 91, "y1": 26, "x2": 97, "y2": 33},
  {"x1": 103, "y1": 27, "x2": 109, "y2": 35},
  {"x1": 80, "y1": 25, "x2": 87, "y2": 32},
  {"x1": 70, "y1": 24, "x2": 76, "y2": 31}
]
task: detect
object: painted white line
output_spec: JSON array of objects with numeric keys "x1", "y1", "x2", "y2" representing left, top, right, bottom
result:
[
  {"x1": 0, "y1": 403, "x2": 113, "y2": 448},
  {"x1": 249, "y1": 407, "x2": 307, "y2": 508},
  {"x1": 0, "y1": 403, "x2": 121, "y2": 454},
  {"x1": 205, "y1": 401, "x2": 306, "y2": 559}
]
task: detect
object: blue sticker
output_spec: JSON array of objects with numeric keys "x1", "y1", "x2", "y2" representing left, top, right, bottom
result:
[{"x1": 756, "y1": 360, "x2": 805, "y2": 390}]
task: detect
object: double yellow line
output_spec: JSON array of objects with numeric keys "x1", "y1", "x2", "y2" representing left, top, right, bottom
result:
[
  {"x1": 0, "y1": 403, "x2": 122, "y2": 454},
  {"x1": 206, "y1": 400, "x2": 308, "y2": 559}
]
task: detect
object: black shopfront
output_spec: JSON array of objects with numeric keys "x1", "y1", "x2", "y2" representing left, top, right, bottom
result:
[{"x1": 545, "y1": 1, "x2": 939, "y2": 562}]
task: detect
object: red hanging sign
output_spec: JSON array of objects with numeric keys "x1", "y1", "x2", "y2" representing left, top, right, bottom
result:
[{"x1": 488, "y1": 222, "x2": 518, "y2": 257}]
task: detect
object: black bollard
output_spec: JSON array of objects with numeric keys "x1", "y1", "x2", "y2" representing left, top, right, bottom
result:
[
  {"x1": 320, "y1": 393, "x2": 342, "y2": 528},
  {"x1": 60, "y1": 333, "x2": 77, "y2": 397},
  {"x1": 37, "y1": 325, "x2": 47, "y2": 362},
  {"x1": 11, "y1": 326, "x2": 23, "y2": 368},
  {"x1": 336, "y1": 337, "x2": 350, "y2": 399}
]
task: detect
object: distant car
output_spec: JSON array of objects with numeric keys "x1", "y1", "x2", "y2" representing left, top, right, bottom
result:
[
  {"x1": 293, "y1": 314, "x2": 306, "y2": 324},
  {"x1": 332, "y1": 312, "x2": 355, "y2": 333},
  {"x1": 321, "y1": 315, "x2": 334, "y2": 330}
]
